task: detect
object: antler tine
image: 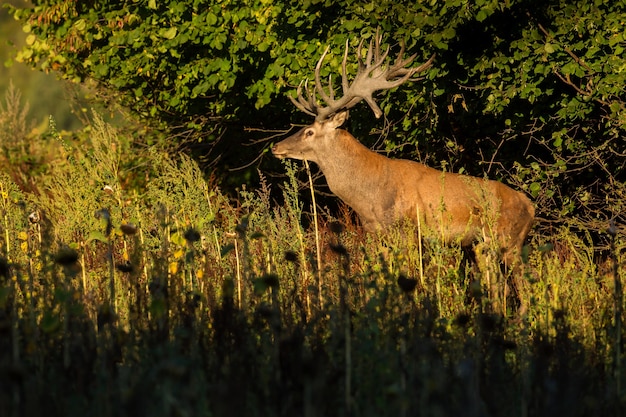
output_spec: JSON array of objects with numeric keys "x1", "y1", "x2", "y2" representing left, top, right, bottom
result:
[
  {"x1": 314, "y1": 42, "x2": 365, "y2": 121},
  {"x1": 289, "y1": 46, "x2": 336, "y2": 118},
  {"x1": 289, "y1": 80, "x2": 317, "y2": 117},
  {"x1": 313, "y1": 46, "x2": 334, "y2": 111},
  {"x1": 341, "y1": 39, "x2": 351, "y2": 95},
  {"x1": 388, "y1": 41, "x2": 413, "y2": 76},
  {"x1": 305, "y1": 79, "x2": 321, "y2": 114},
  {"x1": 365, "y1": 38, "x2": 374, "y2": 70},
  {"x1": 356, "y1": 38, "x2": 366, "y2": 73},
  {"x1": 380, "y1": 53, "x2": 436, "y2": 93},
  {"x1": 411, "y1": 53, "x2": 436, "y2": 76},
  {"x1": 389, "y1": 39, "x2": 436, "y2": 81},
  {"x1": 373, "y1": 27, "x2": 383, "y2": 63},
  {"x1": 363, "y1": 36, "x2": 390, "y2": 76}
]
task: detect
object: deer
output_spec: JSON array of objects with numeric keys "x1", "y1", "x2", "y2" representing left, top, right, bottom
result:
[{"x1": 272, "y1": 31, "x2": 535, "y2": 276}]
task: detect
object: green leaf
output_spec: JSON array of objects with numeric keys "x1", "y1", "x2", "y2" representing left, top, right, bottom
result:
[
  {"x1": 160, "y1": 27, "x2": 177, "y2": 40},
  {"x1": 87, "y1": 230, "x2": 108, "y2": 244},
  {"x1": 206, "y1": 12, "x2": 218, "y2": 25},
  {"x1": 169, "y1": 95, "x2": 180, "y2": 107},
  {"x1": 529, "y1": 182, "x2": 541, "y2": 197},
  {"x1": 170, "y1": 231, "x2": 187, "y2": 246},
  {"x1": 258, "y1": 41, "x2": 269, "y2": 52},
  {"x1": 73, "y1": 19, "x2": 86, "y2": 32}
]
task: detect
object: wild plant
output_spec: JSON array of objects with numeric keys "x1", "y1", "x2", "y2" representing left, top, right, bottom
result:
[
  {"x1": 0, "y1": 82, "x2": 30, "y2": 163},
  {"x1": 0, "y1": 107, "x2": 624, "y2": 416}
]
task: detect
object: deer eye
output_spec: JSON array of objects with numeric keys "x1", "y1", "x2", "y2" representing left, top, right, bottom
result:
[{"x1": 304, "y1": 129, "x2": 314, "y2": 138}]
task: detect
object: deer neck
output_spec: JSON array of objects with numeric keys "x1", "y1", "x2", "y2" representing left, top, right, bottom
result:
[{"x1": 313, "y1": 130, "x2": 387, "y2": 202}]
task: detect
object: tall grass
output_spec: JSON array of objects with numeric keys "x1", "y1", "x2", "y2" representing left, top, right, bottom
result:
[{"x1": 0, "y1": 103, "x2": 624, "y2": 416}]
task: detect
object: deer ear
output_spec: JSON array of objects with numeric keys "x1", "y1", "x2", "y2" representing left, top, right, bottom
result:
[{"x1": 328, "y1": 110, "x2": 349, "y2": 128}]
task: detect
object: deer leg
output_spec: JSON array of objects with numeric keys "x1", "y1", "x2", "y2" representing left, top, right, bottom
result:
[{"x1": 501, "y1": 246, "x2": 528, "y2": 316}]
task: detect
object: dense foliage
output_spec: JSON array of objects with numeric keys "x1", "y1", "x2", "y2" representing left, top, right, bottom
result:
[{"x1": 7, "y1": 0, "x2": 626, "y2": 230}]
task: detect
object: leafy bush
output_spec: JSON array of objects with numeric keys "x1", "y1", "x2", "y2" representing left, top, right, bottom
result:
[{"x1": 7, "y1": 0, "x2": 625, "y2": 228}]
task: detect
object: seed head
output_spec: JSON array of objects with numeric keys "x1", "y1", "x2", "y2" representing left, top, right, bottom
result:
[
  {"x1": 262, "y1": 274, "x2": 280, "y2": 288},
  {"x1": 54, "y1": 246, "x2": 79, "y2": 266},
  {"x1": 329, "y1": 221, "x2": 345, "y2": 234},
  {"x1": 284, "y1": 251, "x2": 299, "y2": 263},
  {"x1": 184, "y1": 227, "x2": 201, "y2": 243},
  {"x1": 397, "y1": 275, "x2": 418, "y2": 293},
  {"x1": 329, "y1": 243, "x2": 348, "y2": 256},
  {"x1": 115, "y1": 261, "x2": 134, "y2": 273},
  {"x1": 120, "y1": 223, "x2": 138, "y2": 235}
]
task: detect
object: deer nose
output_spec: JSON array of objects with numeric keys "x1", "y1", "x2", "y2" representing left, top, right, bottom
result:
[{"x1": 271, "y1": 144, "x2": 285, "y2": 158}]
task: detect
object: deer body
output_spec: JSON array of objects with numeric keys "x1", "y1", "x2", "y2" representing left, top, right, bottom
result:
[
  {"x1": 273, "y1": 112, "x2": 535, "y2": 264},
  {"x1": 274, "y1": 30, "x2": 534, "y2": 266}
]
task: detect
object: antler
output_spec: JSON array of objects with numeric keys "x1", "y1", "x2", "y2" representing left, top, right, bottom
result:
[{"x1": 290, "y1": 29, "x2": 435, "y2": 121}]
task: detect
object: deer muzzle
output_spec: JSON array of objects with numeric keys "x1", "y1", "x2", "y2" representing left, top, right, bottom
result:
[{"x1": 271, "y1": 144, "x2": 288, "y2": 159}]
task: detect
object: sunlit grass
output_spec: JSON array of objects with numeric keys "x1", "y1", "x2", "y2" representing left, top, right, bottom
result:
[{"x1": 0, "y1": 104, "x2": 624, "y2": 416}]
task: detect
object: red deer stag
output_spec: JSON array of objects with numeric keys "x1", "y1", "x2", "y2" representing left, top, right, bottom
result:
[{"x1": 272, "y1": 31, "x2": 534, "y2": 268}]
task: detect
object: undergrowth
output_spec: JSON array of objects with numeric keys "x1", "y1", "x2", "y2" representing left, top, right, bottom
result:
[{"x1": 0, "y1": 105, "x2": 624, "y2": 417}]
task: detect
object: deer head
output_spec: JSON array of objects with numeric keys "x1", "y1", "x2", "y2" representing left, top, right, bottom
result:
[
  {"x1": 273, "y1": 29, "x2": 434, "y2": 166},
  {"x1": 272, "y1": 30, "x2": 534, "y2": 271}
]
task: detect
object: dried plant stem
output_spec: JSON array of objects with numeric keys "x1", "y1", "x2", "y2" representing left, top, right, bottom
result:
[
  {"x1": 26, "y1": 222, "x2": 39, "y2": 347},
  {"x1": 345, "y1": 308, "x2": 352, "y2": 415},
  {"x1": 2, "y1": 203, "x2": 10, "y2": 259},
  {"x1": 107, "y1": 239, "x2": 116, "y2": 315},
  {"x1": 304, "y1": 159, "x2": 323, "y2": 310},
  {"x1": 609, "y1": 224, "x2": 622, "y2": 405},
  {"x1": 204, "y1": 184, "x2": 221, "y2": 259},
  {"x1": 294, "y1": 222, "x2": 311, "y2": 319},
  {"x1": 416, "y1": 205, "x2": 424, "y2": 287},
  {"x1": 234, "y1": 238, "x2": 242, "y2": 309},
  {"x1": 134, "y1": 194, "x2": 151, "y2": 305},
  {"x1": 80, "y1": 251, "x2": 87, "y2": 294}
]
